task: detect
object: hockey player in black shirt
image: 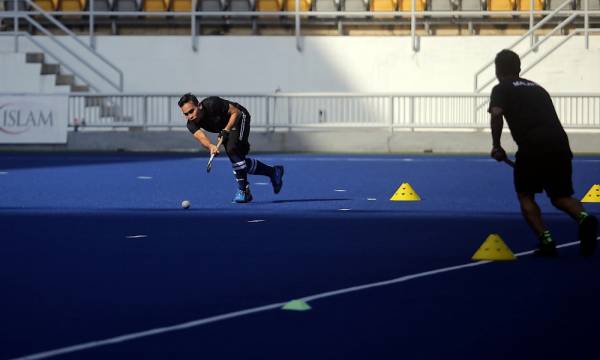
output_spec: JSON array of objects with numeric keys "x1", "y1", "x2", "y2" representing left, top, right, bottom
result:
[
  {"x1": 488, "y1": 49, "x2": 597, "y2": 257},
  {"x1": 178, "y1": 93, "x2": 284, "y2": 203}
]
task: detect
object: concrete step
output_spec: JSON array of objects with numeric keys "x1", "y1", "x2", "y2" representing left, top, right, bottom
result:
[
  {"x1": 55, "y1": 74, "x2": 75, "y2": 86},
  {"x1": 25, "y1": 52, "x2": 44, "y2": 64},
  {"x1": 41, "y1": 63, "x2": 60, "y2": 75},
  {"x1": 71, "y1": 84, "x2": 90, "y2": 92}
]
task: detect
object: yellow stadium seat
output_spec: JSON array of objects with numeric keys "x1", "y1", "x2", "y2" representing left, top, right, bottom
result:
[
  {"x1": 170, "y1": 0, "x2": 192, "y2": 11},
  {"x1": 32, "y1": 0, "x2": 58, "y2": 11},
  {"x1": 283, "y1": 0, "x2": 312, "y2": 10},
  {"x1": 59, "y1": 0, "x2": 85, "y2": 11},
  {"x1": 399, "y1": 0, "x2": 425, "y2": 10},
  {"x1": 370, "y1": 0, "x2": 397, "y2": 10},
  {"x1": 488, "y1": 0, "x2": 516, "y2": 10},
  {"x1": 517, "y1": 0, "x2": 544, "y2": 10},
  {"x1": 144, "y1": 0, "x2": 168, "y2": 11},
  {"x1": 256, "y1": 0, "x2": 282, "y2": 11}
]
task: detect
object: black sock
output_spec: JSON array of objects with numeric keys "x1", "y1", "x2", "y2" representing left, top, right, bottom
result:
[
  {"x1": 245, "y1": 158, "x2": 274, "y2": 177},
  {"x1": 577, "y1": 211, "x2": 589, "y2": 224},
  {"x1": 539, "y1": 230, "x2": 554, "y2": 245}
]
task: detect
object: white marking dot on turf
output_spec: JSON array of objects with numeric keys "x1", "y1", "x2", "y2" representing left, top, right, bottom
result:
[
  {"x1": 137, "y1": 176, "x2": 152, "y2": 180},
  {"x1": 367, "y1": 198, "x2": 377, "y2": 201},
  {"x1": 334, "y1": 189, "x2": 347, "y2": 192},
  {"x1": 254, "y1": 182, "x2": 269, "y2": 186},
  {"x1": 338, "y1": 208, "x2": 351, "y2": 211},
  {"x1": 247, "y1": 220, "x2": 265, "y2": 223},
  {"x1": 126, "y1": 235, "x2": 148, "y2": 239}
]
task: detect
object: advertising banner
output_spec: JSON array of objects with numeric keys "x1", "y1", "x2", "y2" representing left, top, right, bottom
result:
[{"x1": 0, "y1": 95, "x2": 69, "y2": 144}]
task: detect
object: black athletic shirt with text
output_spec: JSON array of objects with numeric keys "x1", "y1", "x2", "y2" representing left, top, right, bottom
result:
[
  {"x1": 488, "y1": 78, "x2": 572, "y2": 157},
  {"x1": 186, "y1": 96, "x2": 247, "y2": 134}
]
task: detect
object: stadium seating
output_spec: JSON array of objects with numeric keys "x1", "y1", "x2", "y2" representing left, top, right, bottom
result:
[
  {"x1": 32, "y1": 0, "x2": 58, "y2": 11},
  {"x1": 3, "y1": 0, "x2": 28, "y2": 10},
  {"x1": 429, "y1": 0, "x2": 456, "y2": 10},
  {"x1": 59, "y1": 0, "x2": 85, "y2": 11},
  {"x1": 85, "y1": 0, "x2": 112, "y2": 10},
  {"x1": 398, "y1": 0, "x2": 425, "y2": 10},
  {"x1": 487, "y1": 0, "x2": 515, "y2": 10},
  {"x1": 314, "y1": 0, "x2": 339, "y2": 10},
  {"x1": 143, "y1": 0, "x2": 168, "y2": 11},
  {"x1": 546, "y1": 0, "x2": 572, "y2": 9},
  {"x1": 516, "y1": 0, "x2": 544, "y2": 10},
  {"x1": 343, "y1": 0, "x2": 368, "y2": 11},
  {"x1": 370, "y1": 0, "x2": 397, "y2": 10},
  {"x1": 114, "y1": 0, "x2": 139, "y2": 10},
  {"x1": 197, "y1": 0, "x2": 223, "y2": 10},
  {"x1": 581, "y1": 0, "x2": 600, "y2": 10},
  {"x1": 169, "y1": 0, "x2": 191, "y2": 10},
  {"x1": 229, "y1": 0, "x2": 253, "y2": 10},
  {"x1": 283, "y1": 0, "x2": 312, "y2": 10},
  {"x1": 459, "y1": 0, "x2": 484, "y2": 10},
  {"x1": 256, "y1": 0, "x2": 282, "y2": 10}
]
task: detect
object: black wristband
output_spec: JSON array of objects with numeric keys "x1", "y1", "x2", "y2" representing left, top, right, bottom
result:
[{"x1": 219, "y1": 129, "x2": 230, "y2": 142}]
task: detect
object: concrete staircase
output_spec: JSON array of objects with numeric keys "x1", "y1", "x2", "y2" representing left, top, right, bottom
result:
[
  {"x1": 21, "y1": 53, "x2": 133, "y2": 125},
  {"x1": 25, "y1": 52, "x2": 90, "y2": 93}
]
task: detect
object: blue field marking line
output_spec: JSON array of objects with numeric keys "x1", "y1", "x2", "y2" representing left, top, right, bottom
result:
[{"x1": 9, "y1": 240, "x2": 586, "y2": 360}]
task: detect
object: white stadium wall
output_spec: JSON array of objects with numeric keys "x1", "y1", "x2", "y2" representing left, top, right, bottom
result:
[{"x1": 1, "y1": 35, "x2": 600, "y2": 94}]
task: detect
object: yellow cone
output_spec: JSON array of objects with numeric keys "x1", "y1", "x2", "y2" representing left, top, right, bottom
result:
[
  {"x1": 471, "y1": 234, "x2": 516, "y2": 261},
  {"x1": 581, "y1": 184, "x2": 600, "y2": 203},
  {"x1": 390, "y1": 183, "x2": 421, "y2": 201}
]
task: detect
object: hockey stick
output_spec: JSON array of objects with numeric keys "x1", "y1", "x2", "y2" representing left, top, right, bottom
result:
[{"x1": 206, "y1": 137, "x2": 223, "y2": 173}]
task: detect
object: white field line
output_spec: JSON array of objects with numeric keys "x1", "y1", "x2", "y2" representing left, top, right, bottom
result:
[{"x1": 11, "y1": 240, "x2": 583, "y2": 360}]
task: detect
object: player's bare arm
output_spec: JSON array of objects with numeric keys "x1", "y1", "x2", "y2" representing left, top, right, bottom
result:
[
  {"x1": 224, "y1": 104, "x2": 241, "y2": 131},
  {"x1": 193, "y1": 129, "x2": 219, "y2": 155},
  {"x1": 490, "y1": 106, "x2": 506, "y2": 161}
]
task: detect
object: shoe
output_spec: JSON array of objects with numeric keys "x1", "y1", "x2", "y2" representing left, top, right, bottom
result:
[
  {"x1": 271, "y1": 165, "x2": 284, "y2": 194},
  {"x1": 533, "y1": 241, "x2": 558, "y2": 257},
  {"x1": 233, "y1": 186, "x2": 253, "y2": 203},
  {"x1": 579, "y1": 214, "x2": 598, "y2": 257}
]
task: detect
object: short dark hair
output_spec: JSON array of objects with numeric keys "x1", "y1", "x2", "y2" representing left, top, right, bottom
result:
[
  {"x1": 495, "y1": 49, "x2": 521, "y2": 77},
  {"x1": 178, "y1": 93, "x2": 199, "y2": 108}
]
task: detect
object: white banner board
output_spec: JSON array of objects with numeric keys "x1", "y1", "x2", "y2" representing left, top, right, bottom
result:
[{"x1": 0, "y1": 96, "x2": 68, "y2": 144}]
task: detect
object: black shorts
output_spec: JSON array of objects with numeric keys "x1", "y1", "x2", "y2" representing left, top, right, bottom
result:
[
  {"x1": 225, "y1": 111, "x2": 251, "y2": 158},
  {"x1": 514, "y1": 152, "x2": 574, "y2": 198}
]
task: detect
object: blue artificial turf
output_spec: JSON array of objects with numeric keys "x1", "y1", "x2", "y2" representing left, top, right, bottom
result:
[{"x1": 0, "y1": 153, "x2": 599, "y2": 359}]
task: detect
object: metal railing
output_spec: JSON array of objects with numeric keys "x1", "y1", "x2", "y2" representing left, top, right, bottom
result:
[
  {"x1": 474, "y1": 0, "x2": 598, "y2": 92},
  {"x1": 3, "y1": 1, "x2": 599, "y2": 52},
  {"x1": 1, "y1": 0, "x2": 124, "y2": 92},
  {"x1": 61, "y1": 92, "x2": 600, "y2": 130}
]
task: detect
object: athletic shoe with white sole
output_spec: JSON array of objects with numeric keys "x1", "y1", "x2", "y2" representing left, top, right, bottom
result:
[{"x1": 233, "y1": 186, "x2": 253, "y2": 203}]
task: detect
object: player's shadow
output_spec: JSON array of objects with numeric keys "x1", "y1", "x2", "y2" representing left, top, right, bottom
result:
[{"x1": 271, "y1": 198, "x2": 351, "y2": 204}]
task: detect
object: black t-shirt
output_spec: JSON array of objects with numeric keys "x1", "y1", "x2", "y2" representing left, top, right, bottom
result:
[
  {"x1": 186, "y1": 96, "x2": 247, "y2": 134},
  {"x1": 488, "y1": 78, "x2": 572, "y2": 157}
]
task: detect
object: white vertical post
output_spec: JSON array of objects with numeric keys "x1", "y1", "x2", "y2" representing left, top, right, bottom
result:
[
  {"x1": 411, "y1": 0, "x2": 417, "y2": 51},
  {"x1": 389, "y1": 96, "x2": 394, "y2": 132},
  {"x1": 409, "y1": 96, "x2": 415, "y2": 130},
  {"x1": 143, "y1": 96, "x2": 148, "y2": 130},
  {"x1": 584, "y1": 0, "x2": 589, "y2": 49},
  {"x1": 192, "y1": 0, "x2": 198, "y2": 51},
  {"x1": 13, "y1": 0, "x2": 19, "y2": 52},
  {"x1": 90, "y1": 0, "x2": 96, "y2": 49},
  {"x1": 265, "y1": 96, "x2": 271, "y2": 131},
  {"x1": 529, "y1": 0, "x2": 534, "y2": 49},
  {"x1": 287, "y1": 97, "x2": 292, "y2": 131},
  {"x1": 295, "y1": 0, "x2": 302, "y2": 51}
]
